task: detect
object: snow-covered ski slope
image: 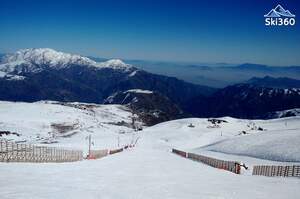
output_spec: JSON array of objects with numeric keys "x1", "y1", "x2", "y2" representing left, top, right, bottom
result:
[
  {"x1": 143, "y1": 117, "x2": 300, "y2": 162},
  {"x1": 0, "y1": 101, "x2": 300, "y2": 199},
  {"x1": 0, "y1": 101, "x2": 138, "y2": 152}
]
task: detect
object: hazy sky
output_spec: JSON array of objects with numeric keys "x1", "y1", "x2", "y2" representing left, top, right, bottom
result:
[{"x1": 0, "y1": 0, "x2": 299, "y2": 66}]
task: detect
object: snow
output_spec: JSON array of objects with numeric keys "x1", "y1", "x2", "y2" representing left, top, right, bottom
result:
[
  {"x1": 95, "y1": 59, "x2": 133, "y2": 71},
  {"x1": 1, "y1": 48, "x2": 96, "y2": 70},
  {"x1": 128, "y1": 70, "x2": 138, "y2": 77},
  {"x1": 200, "y1": 118, "x2": 300, "y2": 162},
  {"x1": 202, "y1": 130, "x2": 300, "y2": 162},
  {"x1": 0, "y1": 101, "x2": 139, "y2": 152},
  {"x1": 0, "y1": 71, "x2": 6, "y2": 77},
  {"x1": 103, "y1": 89, "x2": 153, "y2": 104},
  {"x1": 0, "y1": 70, "x2": 25, "y2": 80},
  {"x1": 247, "y1": 87, "x2": 300, "y2": 98},
  {"x1": 142, "y1": 117, "x2": 300, "y2": 163},
  {"x1": 103, "y1": 92, "x2": 119, "y2": 104},
  {"x1": 97, "y1": 59, "x2": 125, "y2": 67},
  {"x1": 0, "y1": 48, "x2": 133, "y2": 74},
  {"x1": 125, "y1": 89, "x2": 153, "y2": 94},
  {"x1": 1, "y1": 148, "x2": 299, "y2": 199},
  {"x1": 1, "y1": 102, "x2": 300, "y2": 198},
  {"x1": 266, "y1": 108, "x2": 300, "y2": 119},
  {"x1": 6, "y1": 74, "x2": 25, "y2": 80}
]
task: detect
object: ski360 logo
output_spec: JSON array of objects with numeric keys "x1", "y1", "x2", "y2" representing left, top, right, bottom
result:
[{"x1": 264, "y1": 4, "x2": 296, "y2": 26}]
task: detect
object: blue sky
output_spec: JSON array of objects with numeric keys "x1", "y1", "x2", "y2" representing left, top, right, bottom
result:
[{"x1": 0, "y1": 0, "x2": 299, "y2": 66}]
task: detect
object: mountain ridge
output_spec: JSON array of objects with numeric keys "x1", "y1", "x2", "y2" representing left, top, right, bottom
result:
[
  {"x1": 246, "y1": 76, "x2": 300, "y2": 88},
  {"x1": 1, "y1": 49, "x2": 300, "y2": 122},
  {"x1": 0, "y1": 48, "x2": 133, "y2": 76},
  {"x1": 187, "y1": 83, "x2": 300, "y2": 119},
  {"x1": 0, "y1": 48, "x2": 215, "y2": 124}
]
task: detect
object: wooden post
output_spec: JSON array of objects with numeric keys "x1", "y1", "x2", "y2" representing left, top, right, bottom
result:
[{"x1": 88, "y1": 134, "x2": 92, "y2": 158}]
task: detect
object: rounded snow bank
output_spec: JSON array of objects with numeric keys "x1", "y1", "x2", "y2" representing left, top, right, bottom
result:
[
  {"x1": 203, "y1": 130, "x2": 300, "y2": 162},
  {"x1": 144, "y1": 116, "x2": 300, "y2": 162}
]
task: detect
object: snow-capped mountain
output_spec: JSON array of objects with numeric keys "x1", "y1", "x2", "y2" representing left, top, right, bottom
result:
[
  {"x1": 104, "y1": 89, "x2": 184, "y2": 125},
  {"x1": 0, "y1": 48, "x2": 132, "y2": 75},
  {"x1": 2, "y1": 48, "x2": 299, "y2": 121},
  {"x1": 265, "y1": 108, "x2": 300, "y2": 119},
  {"x1": 96, "y1": 59, "x2": 132, "y2": 70},
  {"x1": 187, "y1": 83, "x2": 300, "y2": 119},
  {"x1": 0, "y1": 48, "x2": 213, "y2": 124}
]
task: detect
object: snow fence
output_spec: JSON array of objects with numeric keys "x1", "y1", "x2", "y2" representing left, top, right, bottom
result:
[
  {"x1": 0, "y1": 139, "x2": 83, "y2": 163},
  {"x1": 253, "y1": 165, "x2": 300, "y2": 177},
  {"x1": 87, "y1": 148, "x2": 124, "y2": 159},
  {"x1": 87, "y1": 147, "x2": 129, "y2": 159},
  {"x1": 87, "y1": 149, "x2": 109, "y2": 159},
  {"x1": 172, "y1": 148, "x2": 241, "y2": 174}
]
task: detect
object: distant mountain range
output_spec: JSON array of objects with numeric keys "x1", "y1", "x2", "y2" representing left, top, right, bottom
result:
[
  {"x1": 3, "y1": 51, "x2": 300, "y2": 88},
  {"x1": 246, "y1": 76, "x2": 300, "y2": 89},
  {"x1": 1, "y1": 48, "x2": 300, "y2": 123},
  {"x1": 187, "y1": 83, "x2": 300, "y2": 119},
  {"x1": 109, "y1": 60, "x2": 300, "y2": 88}
]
